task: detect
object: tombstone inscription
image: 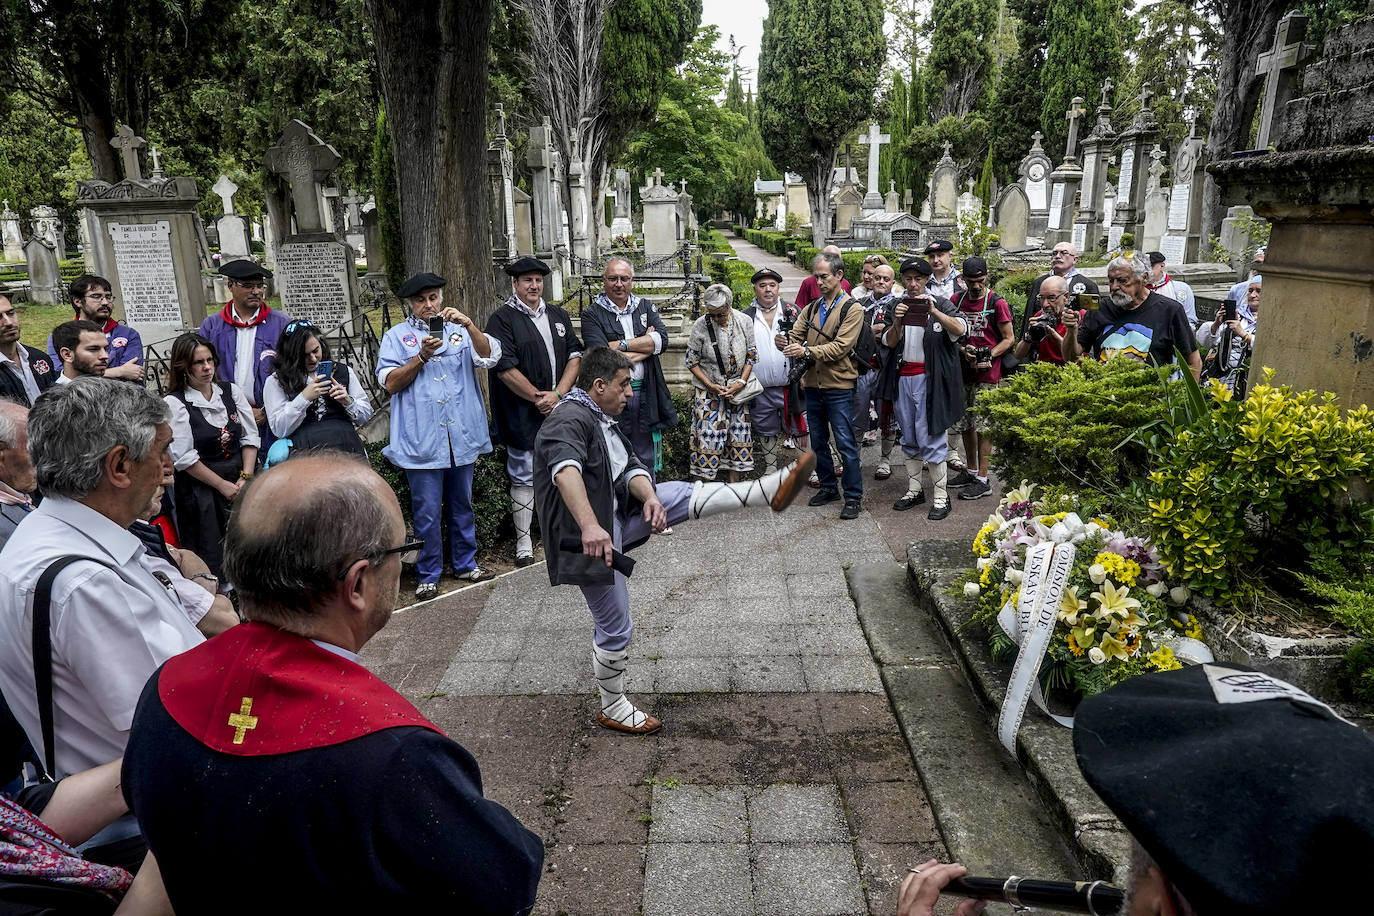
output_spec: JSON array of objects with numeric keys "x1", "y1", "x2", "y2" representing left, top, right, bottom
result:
[{"x1": 108, "y1": 221, "x2": 181, "y2": 325}]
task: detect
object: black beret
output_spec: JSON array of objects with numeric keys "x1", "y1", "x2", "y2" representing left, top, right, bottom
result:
[
  {"x1": 1147, "y1": 250, "x2": 1167, "y2": 265},
  {"x1": 751, "y1": 268, "x2": 783, "y2": 284},
  {"x1": 922, "y1": 238, "x2": 953, "y2": 254},
  {"x1": 504, "y1": 256, "x2": 551, "y2": 278},
  {"x1": 218, "y1": 259, "x2": 273, "y2": 280},
  {"x1": 899, "y1": 257, "x2": 932, "y2": 277},
  {"x1": 396, "y1": 272, "x2": 447, "y2": 299},
  {"x1": 961, "y1": 256, "x2": 988, "y2": 277},
  {"x1": 1074, "y1": 664, "x2": 1374, "y2": 916}
]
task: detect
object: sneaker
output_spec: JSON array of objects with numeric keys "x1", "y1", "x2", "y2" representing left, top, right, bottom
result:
[
  {"x1": 958, "y1": 478, "x2": 993, "y2": 500},
  {"x1": 892, "y1": 492, "x2": 925, "y2": 511},
  {"x1": 948, "y1": 468, "x2": 979, "y2": 488},
  {"x1": 454, "y1": 566, "x2": 496, "y2": 582},
  {"x1": 874, "y1": 460, "x2": 891, "y2": 480},
  {"x1": 414, "y1": 581, "x2": 439, "y2": 601},
  {"x1": 839, "y1": 498, "x2": 862, "y2": 520},
  {"x1": 808, "y1": 489, "x2": 841, "y2": 507},
  {"x1": 928, "y1": 502, "x2": 952, "y2": 520}
]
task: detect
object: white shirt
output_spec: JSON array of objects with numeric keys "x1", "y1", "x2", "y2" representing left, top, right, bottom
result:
[
  {"x1": 750, "y1": 305, "x2": 791, "y2": 388},
  {"x1": 0, "y1": 497, "x2": 203, "y2": 777},
  {"x1": 601, "y1": 297, "x2": 663, "y2": 382},
  {"x1": 234, "y1": 326, "x2": 256, "y2": 402},
  {"x1": 550, "y1": 411, "x2": 650, "y2": 505},
  {"x1": 901, "y1": 313, "x2": 963, "y2": 364},
  {"x1": 139, "y1": 549, "x2": 214, "y2": 627},
  {"x1": 262, "y1": 372, "x2": 374, "y2": 438},
  {"x1": 928, "y1": 270, "x2": 961, "y2": 302},
  {"x1": 1153, "y1": 276, "x2": 1197, "y2": 324},
  {"x1": 0, "y1": 347, "x2": 41, "y2": 403},
  {"x1": 165, "y1": 383, "x2": 262, "y2": 471}
]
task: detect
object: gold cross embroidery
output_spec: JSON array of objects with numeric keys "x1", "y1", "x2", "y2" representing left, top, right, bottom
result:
[{"x1": 227, "y1": 697, "x2": 258, "y2": 745}]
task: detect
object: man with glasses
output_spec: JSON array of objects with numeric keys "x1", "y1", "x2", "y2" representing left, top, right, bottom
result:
[
  {"x1": 1022, "y1": 243, "x2": 1099, "y2": 340},
  {"x1": 1013, "y1": 275, "x2": 1082, "y2": 365},
  {"x1": 197, "y1": 260, "x2": 292, "y2": 433},
  {"x1": 579, "y1": 256, "x2": 676, "y2": 476},
  {"x1": 45, "y1": 275, "x2": 144, "y2": 384},
  {"x1": 122, "y1": 454, "x2": 544, "y2": 910},
  {"x1": 0, "y1": 295, "x2": 57, "y2": 407}
]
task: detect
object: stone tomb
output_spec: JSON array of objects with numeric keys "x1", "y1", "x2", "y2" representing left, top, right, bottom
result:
[
  {"x1": 994, "y1": 183, "x2": 1031, "y2": 250},
  {"x1": 1, "y1": 202, "x2": 22, "y2": 262},
  {"x1": 23, "y1": 237, "x2": 62, "y2": 305}
]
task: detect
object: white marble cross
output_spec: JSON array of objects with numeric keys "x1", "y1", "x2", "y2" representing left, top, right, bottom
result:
[
  {"x1": 110, "y1": 125, "x2": 145, "y2": 181},
  {"x1": 212, "y1": 175, "x2": 239, "y2": 215},
  {"x1": 1256, "y1": 10, "x2": 1316, "y2": 149},
  {"x1": 148, "y1": 147, "x2": 164, "y2": 179},
  {"x1": 857, "y1": 122, "x2": 890, "y2": 194},
  {"x1": 652, "y1": 167, "x2": 665, "y2": 186}
]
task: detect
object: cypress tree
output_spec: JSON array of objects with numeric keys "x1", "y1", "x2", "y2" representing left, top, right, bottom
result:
[
  {"x1": 371, "y1": 107, "x2": 406, "y2": 294},
  {"x1": 1039, "y1": 0, "x2": 1124, "y2": 162},
  {"x1": 988, "y1": 0, "x2": 1049, "y2": 182}
]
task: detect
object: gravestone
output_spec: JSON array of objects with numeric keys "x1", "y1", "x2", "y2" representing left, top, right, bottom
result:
[
  {"x1": 930, "y1": 142, "x2": 959, "y2": 221},
  {"x1": 956, "y1": 180, "x2": 982, "y2": 226},
  {"x1": 78, "y1": 125, "x2": 214, "y2": 329},
  {"x1": 1255, "y1": 11, "x2": 1317, "y2": 150},
  {"x1": 1141, "y1": 145, "x2": 1169, "y2": 251},
  {"x1": 23, "y1": 238, "x2": 61, "y2": 304},
  {"x1": 902, "y1": 188, "x2": 913, "y2": 215},
  {"x1": 526, "y1": 120, "x2": 557, "y2": 254},
  {"x1": 343, "y1": 189, "x2": 366, "y2": 256},
  {"x1": 1112, "y1": 87, "x2": 1160, "y2": 244},
  {"x1": 1103, "y1": 185, "x2": 1120, "y2": 249},
  {"x1": 568, "y1": 141, "x2": 593, "y2": 262},
  {"x1": 1, "y1": 201, "x2": 21, "y2": 262},
  {"x1": 265, "y1": 119, "x2": 359, "y2": 329},
  {"x1": 30, "y1": 206, "x2": 63, "y2": 256},
  {"x1": 513, "y1": 186, "x2": 534, "y2": 255},
  {"x1": 358, "y1": 199, "x2": 388, "y2": 307},
  {"x1": 1075, "y1": 81, "x2": 1117, "y2": 252},
  {"x1": 641, "y1": 168, "x2": 679, "y2": 260},
  {"x1": 785, "y1": 173, "x2": 810, "y2": 228},
  {"x1": 1219, "y1": 205, "x2": 1262, "y2": 277},
  {"x1": 611, "y1": 167, "x2": 632, "y2": 238},
  {"x1": 1018, "y1": 132, "x2": 1053, "y2": 239},
  {"x1": 487, "y1": 104, "x2": 516, "y2": 260},
  {"x1": 834, "y1": 184, "x2": 863, "y2": 232},
  {"x1": 212, "y1": 175, "x2": 252, "y2": 262},
  {"x1": 857, "y1": 122, "x2": 890, "y2": 211},
  {"x1": 1161, "y1": 117, "x2": 1206, "y2": 263},
  {"x1": 884, "y1": 180, "x2": 900, "y2": 213},
  {"x1": 1045, "y1": 99, "x2": 1086, "y2": 246},
  {"x1": 676, "y1": 178, "x2": 697, "y2": 236},
  {"x1": 753, "y1": 173, "x2": 784, "y2": 228},
  {"x1": 995, "y1": 183, "x2": 1031, "y2": 250}
]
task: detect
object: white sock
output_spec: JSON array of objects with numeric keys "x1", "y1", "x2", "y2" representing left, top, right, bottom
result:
[
  {"x1": 511, "y1": 485, "x2": 535, "y2": 557},
  {"x1": 903, "y1": 457, "x2": 923, "y2": 497},
  {"x1": 689, "y1": 456, "x2": 803, "y2": 518},
  {"x1": 758, "y1": 435, "x2": 779, "y2": 474},
  {"x1": 592, "y1": 644, "x2": 649, "y2": 728},
  {"x1": 881, "y1": 435, "x2": 895, "y2": 460},
  {"x1": 931, "y1": 461, "x2": 949, "y2": 508}
]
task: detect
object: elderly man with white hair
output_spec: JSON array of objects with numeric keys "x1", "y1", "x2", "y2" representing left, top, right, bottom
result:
[{"x1": 1062, "y1": 251, "x2": 1200, "y2": 378}]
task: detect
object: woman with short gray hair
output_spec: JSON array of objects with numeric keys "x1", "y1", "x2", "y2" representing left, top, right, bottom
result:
[{"x1": 685, "y1": 283, "x2": 757, "y2": 481}]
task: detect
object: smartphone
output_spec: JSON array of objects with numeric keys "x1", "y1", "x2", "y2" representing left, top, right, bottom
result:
[
  {"x1": 1223, "y1": 301, "x2": 1238, "y2": 322},
  {"x1": 903, "y1": 296, "x2": 931, "y2": 326},
  {"x1": 1077, "y1": 293, "x2": 1099, "y2": 311},
  {"x1": 315, "y1": 359, "x2": 334, "y2": 380},
  {"x1": 428, "y1": 315, "x2": 445, "y2": 337}
]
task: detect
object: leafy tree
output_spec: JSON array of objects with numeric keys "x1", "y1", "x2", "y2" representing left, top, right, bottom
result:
[
  {"x1": 758, "y1": 0, "x2": 883, "y2": 247},
  {"x1": 372, "y1": 108, "x2": 405, "y2": 294},
  {"x1": 1117, "y1": 1, "x2": 1220, "y2": 153},
  {"x1": 923, "y1": 0, "x2": 1000, "y2": 119},
  {"x1": 987, "y1": 0, "x2": 1049, "y2": 181},
  {"x1": 1039, "y1": 0, "x2": 1125, "y2": 161},
  {"x1": 878, "y1": 71, "x2": 918, "y2": 209},
  {"x1": 721, "y1": 60, "x2": 780, "y2": 223},
  {"x1": 0, "y1": 90, "x2": 80, "y2": 227}
]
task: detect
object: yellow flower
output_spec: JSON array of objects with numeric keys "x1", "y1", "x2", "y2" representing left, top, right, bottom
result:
[
  {"x1": 1058, "y1": 586, "x2": 1088, "y2": 625},
  {"x1": 1147, "y1": 646, "x2": 1182, "y2": 671},
  {"x1": 1067, "y1": 633, "x2": 1085, "y2": 656},
  {"x1": 1098, "y1": 630, "x2": 1134, "y2": 661},
  {"x1": 1092, "y1": 551, "x2": 1141, "y2": 587},
  {"x1": 972, "y1": 522, "x2": 998, "y2": 558}
]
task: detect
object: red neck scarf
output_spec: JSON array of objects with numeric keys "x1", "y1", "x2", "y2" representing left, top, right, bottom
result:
[
  {"x1": 1148, "y1": 273, "x2": 1170, "y2": 291},
  {"x1": 71, "y1": 311, "x2": 117, "y2": 335},
  {"x1": 220, "y1": 301, "x2": 271, "y2": 328}
]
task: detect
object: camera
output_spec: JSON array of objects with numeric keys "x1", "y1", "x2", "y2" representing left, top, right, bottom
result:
[
  {"x1": 973, "y1": 346, "x2": 994, "y2": 371},
  {"x1": 786, "y1": 353, "x2": 815, "y2": 386},
  {"x1": 1027, "y1": 313, "x2": 1055, "y2": 342},
  {"x1": 777, "y1": 311, "x2": 795, "y2": 336}
]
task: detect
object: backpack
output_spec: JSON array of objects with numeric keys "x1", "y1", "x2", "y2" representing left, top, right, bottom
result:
[{"x1": 804, "y1": 296, "x2": 878, "y2": 376}]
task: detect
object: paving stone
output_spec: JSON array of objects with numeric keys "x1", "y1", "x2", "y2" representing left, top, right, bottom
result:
[
  {"x1": 654, "y1": 694, "x2": 822, "y2": 741},
  {"x1": 653, "y1": 655, "x2": 734, "y2": 693},
  {"x1": 786, "y1": 572, "x2": 853, "y2": 600},
  {"x1": 841, "y1": 782, "x2": 943, "y2": 845},
  {"x1": 731, "y1": 655, "x2": 808, "y2": 692},
  {"x1": 535, "y1": 843, "x2": 645, "y2": 916},
  {"x1": 648, "y1": 783, "x2": 749, "y2": 843},
  {"x1": 507, "y1": 657, "x2": 587, "y2": 694},
  {"x1": 564, "y1": 728, "x2": 661, "y2": 787},
  {"x1": 437, "y1": 658, "x2": 515, "y2": 694},
  {"x1": 751, "y1": 843, "x2": 866, "y2": 916},
  {"x1": 748, "y1": 784, "x2": 849, "y2": 843},
  {"x1": 556, "y1": 783, "x2": 652, "y2": 844},
  {"x1": 643, "y1": 843, "x2": 754, "y2": 916},
  {"x1": 798, "y1": 624, "x2": 873, "y2": 656},
  {"x1": 801, "y1": 654, "x2": 885, "y2": 693}
]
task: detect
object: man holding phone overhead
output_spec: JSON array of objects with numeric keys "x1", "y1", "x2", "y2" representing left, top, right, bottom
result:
[{"x1": 377, "y1": 272, "x2": 499, "y2": 600}]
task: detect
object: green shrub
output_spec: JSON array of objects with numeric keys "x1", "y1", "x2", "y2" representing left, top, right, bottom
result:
[
  {"x1": 974, "y1": 358, "x2": 1168, "y2": 504},
  {"x1": 365, "y1": 438, "x2": 513, "y2": 554},
  {"x1": 698, "y1": 227, "x2": 734, "y2": 255},
  {"x1": 1145, "y1": 374, "x2": 1374, "y2": 604},
  {"x1": 707, "y1": 254, "x2": 756, "y2": 308}
]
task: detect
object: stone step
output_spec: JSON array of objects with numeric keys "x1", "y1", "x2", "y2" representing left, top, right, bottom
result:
[{"x1": 845, "y1": 561, "x2": 1084, "y2": 881}]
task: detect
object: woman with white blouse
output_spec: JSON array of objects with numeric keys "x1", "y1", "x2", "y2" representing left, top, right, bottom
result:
[
  {"x1": 164, "y1": 332, "x2": 260, "y2": 576},
  {"x1": 262, "y1": 319, "x2": 373, "y2": 458}
]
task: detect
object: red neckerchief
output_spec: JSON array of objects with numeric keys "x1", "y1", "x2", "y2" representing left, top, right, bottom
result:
[
  {"x1": 158, "y1": 621, "x2": 441, "y2": 756},
  {"x1": 218, "y1": 301, "x2": 271, "y2": 328},
  {"x1": 71, "y1": 311, "x2": 118, "y2": 335},
  {"x1": 1147, "y1": 273, "x2": 1170, "y2": 291}
]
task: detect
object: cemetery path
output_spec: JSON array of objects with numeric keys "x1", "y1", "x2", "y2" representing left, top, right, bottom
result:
[
  {"x1": 726, "y1": 233, "x2": 811, "y2": 305},
  {"x1": 361, "y1": 449, "x2": 1034, "y2": 915}
]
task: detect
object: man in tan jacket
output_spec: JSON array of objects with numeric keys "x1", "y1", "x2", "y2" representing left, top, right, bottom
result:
[{"x1": 778, "y1": 251, "x2": 865, "y2": 519}]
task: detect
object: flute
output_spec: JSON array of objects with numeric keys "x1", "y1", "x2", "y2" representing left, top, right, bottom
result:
[{"x1": 944, "y1": 875, "x2": 1125, "y2": 914}]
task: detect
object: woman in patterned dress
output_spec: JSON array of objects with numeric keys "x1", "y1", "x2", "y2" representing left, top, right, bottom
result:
[{"x1": 685, "y1": 284, "x2": 757, "y2": 482}]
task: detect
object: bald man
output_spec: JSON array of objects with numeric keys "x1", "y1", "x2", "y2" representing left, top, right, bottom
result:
[{"x1": 123, "y1": 454, "x2": 544, "y2": 913}]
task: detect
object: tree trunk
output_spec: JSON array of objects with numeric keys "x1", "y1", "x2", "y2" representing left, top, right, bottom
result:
[
  {"x1": 365, "y1": 0, "x2": 497, "y2": 325},
  {"x1": 68, "y1": 71, "x2": 120, "y2": 182},
  {"x1": 1200, "y1": 0, "x2": 1286, "y2": 240},
  {"x1": 806, "y1": 150, "x2": 837, "y2": 249}
]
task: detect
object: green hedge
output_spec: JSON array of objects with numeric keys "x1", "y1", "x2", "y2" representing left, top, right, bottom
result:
[
  {"x1": 707, "y1": 254, "x2": 757, "y2": 308},
  {"x1": 698, "y1": 227, "x2": 734, "y2": 256},
  {"x1": 365, "y1": 438, "x2": 513, "y2": 554},
  {"x1": 742, "y1": 228, "x2": 803, "y2": 258},
  {"x1": 792, "y1": 245, "x2": 901, "y2": 288}
]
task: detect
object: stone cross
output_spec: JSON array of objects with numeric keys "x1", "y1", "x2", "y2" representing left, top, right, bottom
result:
[
  {"x1": 265, "y1": 119, "x2": 342, "y2": 235},
  {"x1": 1137, "y1": 86, "x2": 1154, "y2": 112},
  {"x1": 679, "y1": 178, "x2": 688, "y2": 195},
  {"x1": 1030, "y1": 130, "x2": 1044, "y2": 149},
  {"x1": 494, "y1": 103, "x2": 508, "y2": 138},
  {"x1": 1256, "y1": 10, "x2": 1317, "y2": 149},
  {"x1": 652, "y1": 167, "x2": 665, "y2": 186},
  {"x1": 343, "y1": 189, "x2": 365, "y2": 229},
  {"x1": 940, "y1": 140, "x2": 953, "y2": 159},
  {"x1": 110, "y1": 124, "x2": 145, "y2": 181},
  {"x1": 1100, "y1": 78, "x2": 1115, "y2": 108},
  {"x1": 212, "y1": 174, "x2": 239, "y2": 215},
  {"x1": 148, "y1": 147, "x2": 164, "y2": 179},
  {"x1": 1149, "y1": 144, "x2": 1167, "y2": 172},
  {"x1": 1064, "y1": 97, "x2": 1086, "y2": 163},
  {"x1": 857, "y1": 122, "x2": 890, "y2": 194}
]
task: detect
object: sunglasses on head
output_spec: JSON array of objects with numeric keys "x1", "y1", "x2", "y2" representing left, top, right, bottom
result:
[{"x1": 285, "y1": 319, "x2": 315, "y2": 335}]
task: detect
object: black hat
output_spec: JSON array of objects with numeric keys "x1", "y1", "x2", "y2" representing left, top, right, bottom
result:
[
  {"x1": 218, "y1": 259, "x2": 273, "y2": 281},
  {"x1": 1074, "y1": 664, "x2": 1374, "y2": 916},
  {"x1": 1147, "y1": 251, "x2": 1167, "y2": 265},
  {"x1": 961, "y1": 256, "x2": 988, "y2": 277},
  {"x1": 922, "y1": 238, "x2": 953, "y2": 255},
  {"x1": 396, "y1": 272, "x2": 447, "y2": 299},
  {"x1": 899, "y1": 256, "x2": 932, "y2": 277},
  {"x1": 751, "y1": 268, "x2": 783, "y2": 284},
  {"x1": 504, "y1": 256, "x2": 551, "y2": 278}
]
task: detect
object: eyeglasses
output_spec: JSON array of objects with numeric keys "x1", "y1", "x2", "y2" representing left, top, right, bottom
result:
[
  {"x1": 1051, "y1": 249, "x2": 1074, "y2": 257},
  {"x1": 1037, "y1": 293, "x2": 1066, "y2": 302},
  {"x1": 337, "y1": 538, "x2": 424, "y2": 579},
  {"x1": 285, "y1": 318, "x2": 315, "y2": 335},
  {"x1": 604, "y1": 276, "x2": 632, "y2": 284},
  {"x1": 84, "y1": 293, "x2": 115, "y2": 302},
  {"x1": 232, "y1": 280, "x2": 267, "y2": 290}
]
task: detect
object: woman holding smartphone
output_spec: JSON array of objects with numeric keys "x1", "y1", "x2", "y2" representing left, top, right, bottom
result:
[{"x1": 263, "y1": 319, "x2": 373, "y2": 457}]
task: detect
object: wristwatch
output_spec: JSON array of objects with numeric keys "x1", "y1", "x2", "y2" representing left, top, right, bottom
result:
[{"x1": 618, "y1": 340, "x2": 629, "y2": 351}]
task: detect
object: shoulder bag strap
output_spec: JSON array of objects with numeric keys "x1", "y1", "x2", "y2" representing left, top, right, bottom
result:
[
  {"x1": 809, "y1": 297, "x2": 855, "y2": 343},
  {"x1": 704, "y1": 318, "x2": 730, "y2": 377},
  {"x1": 33, "y1": 556, "x2": 111, "y2": 781}
]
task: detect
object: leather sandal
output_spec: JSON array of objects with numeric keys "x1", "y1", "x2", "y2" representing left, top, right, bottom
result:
[
  {"x1": 771, "y1": 450, "x2": 818, "y2": 511},
  {"x1": 596, "y1": 712, "x2": 663, "y2": 735}
]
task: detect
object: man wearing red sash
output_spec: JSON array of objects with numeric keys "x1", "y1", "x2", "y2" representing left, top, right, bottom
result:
[{"x1": 121, "y1": 455, "x2": 543, "y2": 913}]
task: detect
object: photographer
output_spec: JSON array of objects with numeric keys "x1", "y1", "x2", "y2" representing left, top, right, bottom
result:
[
  {"x1": 1197, "y1": 275, "x2": 1260, "y2": 396},
  {"x1": 1013, "y1": 276, "x2": 1084, "y2": 365},
  {"x1": 951, "y1": 258, "x2": 1012, "y2": 502}
]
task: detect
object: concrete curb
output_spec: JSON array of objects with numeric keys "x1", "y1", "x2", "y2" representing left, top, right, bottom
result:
[
  {"x1": 903, "y1": 541, "x2": 1132, "y2": 885},
  {"x1": 845, "y1": 561, "x2": 1080, "y2": 880}
]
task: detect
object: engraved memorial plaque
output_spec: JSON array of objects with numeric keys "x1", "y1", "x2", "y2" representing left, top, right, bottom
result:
[
  {"x1": 275, "y1": 240, "x2": 352, "y2": 328},
  {"x1": 1167, "y1": 182, "x2": 1191, "y2": 231},
  {"x1": 108, "y1": 221, "x2": 182, "y2": 326}
]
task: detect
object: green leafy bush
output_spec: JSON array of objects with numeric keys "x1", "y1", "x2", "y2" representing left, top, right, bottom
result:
[
  {"x1": 1145, "y1": 374, "x2": 1374, "y2": 603},
  {"x1": 707, "y1": 255, "x2": 756, "y2": 308},
  {"x1": 974, "y1": 358, "x2": 1167, "y2": 504},
  {"x1": 698, "y1": 227, "x2": 734, "y2": 255},
  {"x1": 365, "y1": 439, "x2": 513, "y2": 554},
  {"x1": 791, "y1": 245, "x2": 900, "y2": 288}
]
